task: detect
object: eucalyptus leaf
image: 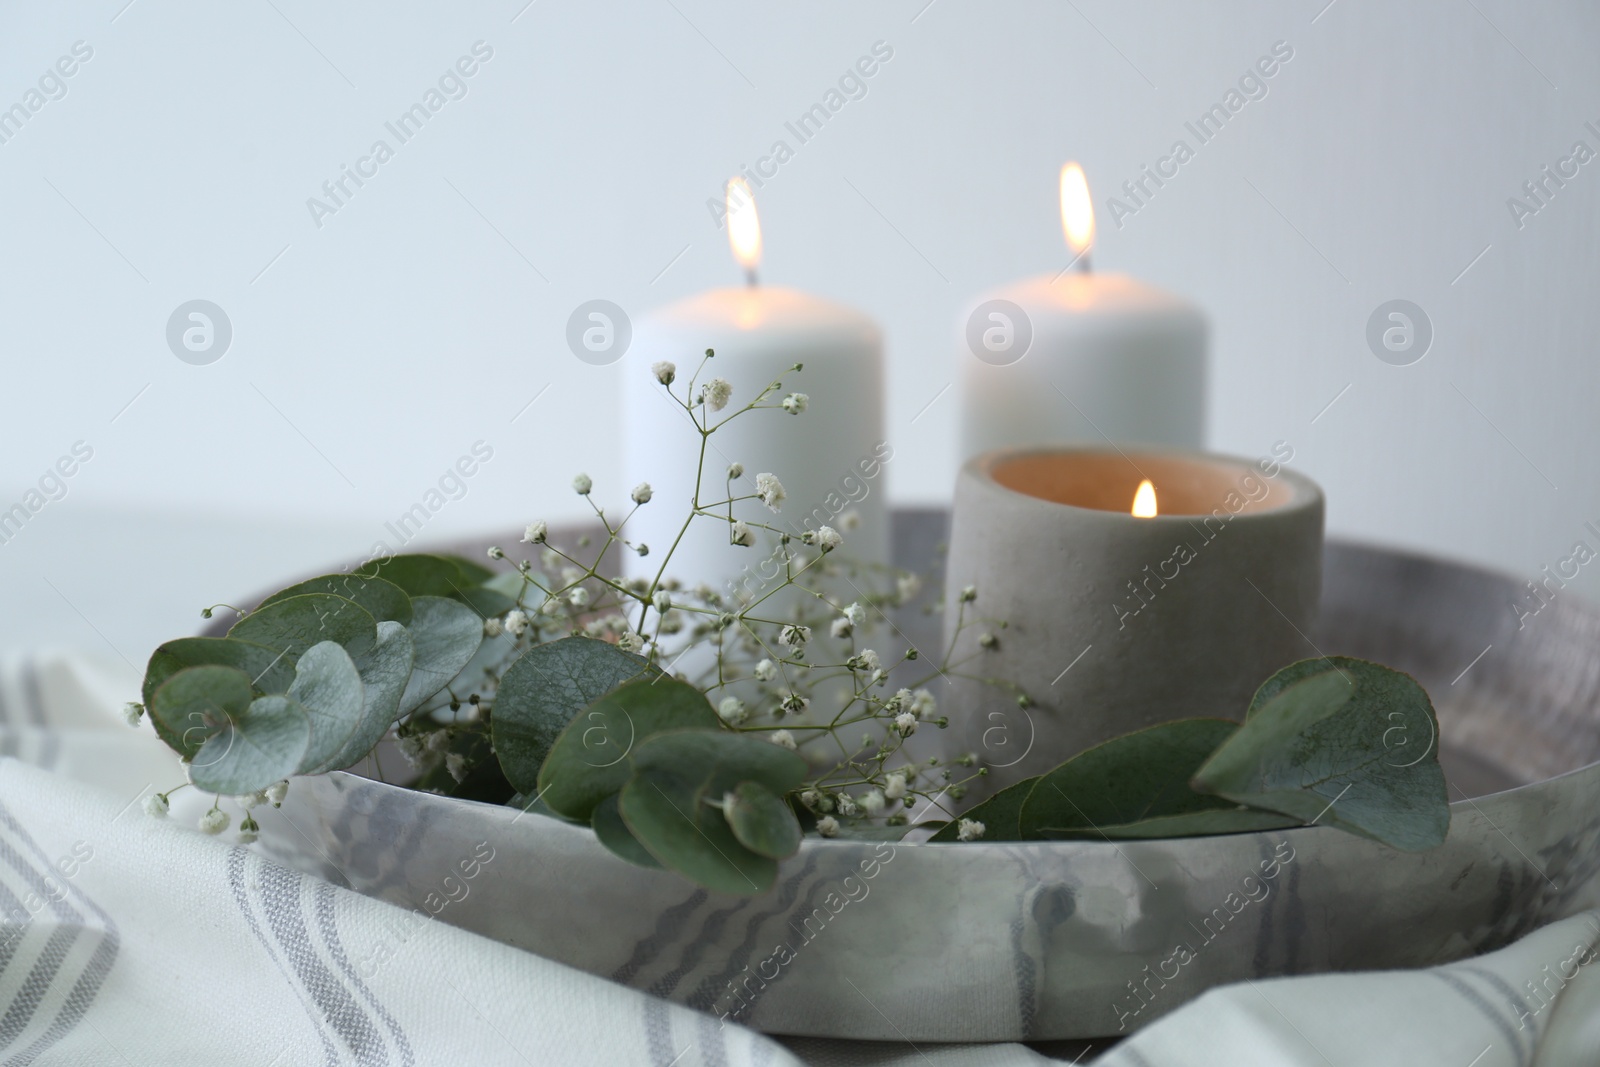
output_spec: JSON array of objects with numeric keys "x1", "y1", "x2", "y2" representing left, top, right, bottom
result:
[
  {"x1": 619, "y1": 768, "x2": 775, "y2": 895},
  {"x1": 229, "y1": 593, "x2": 377, "y2": 660},
  {"x1": 491, "y1": 636, "x2": 656, "y2": 794},
  {"x1": 928, "y1": 778, "x2": 1039, "y2": 842},
  {"x1": 260, "y1": 573, "x2": 413, "y2": 624},
  {"x1": 454, "y1": 585, "x2": 518, "y2": 619},
  {"x1": 356, "y1": 554, "x2": 488, "y2": 598},
  {"x1": 142, "y1": 638, "x2": 296, "y2": 753},
  {"x1": 724, "y1": 780, "x2": 802, "y2": 859},
  {"x1": 396, "y1": 596, "x2": 484, "y2": 716},
  {"x1": 283, "y1": 641, "x2": 366, "y2": 775},
  {"x1": 307, "y1": 621, "x2": 415, "y2": 774},
  {"x1": 537, "y1": 677, "x2": 720, "y2": 822},
  {"x1": 1019, "y1": 719, "x2": 1294, "y2": 841},
  {"x1": 630, "y1": 728, "x2": 808, "y2": 799},
  {"x1": 1193, "y1": 659, "x2": 1450, "y2": 851},
  {"x1": 149, "y1": 665, "x2": 257, "y2": 760},
  {"x1": 189, "y1": 694, "x2": 313, "y2": 795},
  {"x1": 591, "y1": 793, "x2": 663, "y2": 869}
]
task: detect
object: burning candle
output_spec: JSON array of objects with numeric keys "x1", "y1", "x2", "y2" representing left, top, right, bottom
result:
[
  {"x1": 943, "y1": 446, "x2": 1323, "y2": 794},
  {"x1": 958, "y1": 163, "x2": 1208, "y2": 459},
  {"x1": 622, "y1": 180, "x2": 888, "y2": 595}
]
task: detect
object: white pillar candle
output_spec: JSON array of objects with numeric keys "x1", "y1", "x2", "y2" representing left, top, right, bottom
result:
[
  {"x1": 622, "y1": 182, "x2": 887, "y2": 597},
  {"x1": 959, "y1": 164, "x2": 1207, "y2": 460}
]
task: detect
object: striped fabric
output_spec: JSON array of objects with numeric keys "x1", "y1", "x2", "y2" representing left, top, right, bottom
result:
[{"x1": 0, "y1": 649, "x2": 1596, "y2": 1066}]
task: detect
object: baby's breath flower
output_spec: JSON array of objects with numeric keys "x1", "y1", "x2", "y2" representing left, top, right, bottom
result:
[
  {"x1": 238, "y1": 817, "x2": 260, "y2": 845},
  {"x1": 816, "y1": 816, "x2": 840, "y2": 838},
  {"x1": 540, "y1": 597, "x2": 563, "y2": 616},
  {"x1": 631, "y1": 482, "x2": 653, "y2": 505},
  {"x1": 957, "y1": 818, "x2": 987, "y2": 842},
  {"x1": 700, "y1": 377, "x2": 734, "y2": 412},
  {"x1": 781, "y1": 392, "x2": 809, "y2": 414},
  {"x1": 830, "y1": 616, "x2": 853, "y2": 638},
  {"x1": 651, "y1": 360, "x2": 676, "y2": 386},
  {"x1": 397, "y1": 734, "x2": 428, "y2": 766},
  {"x1": 717, "y1": 697, "x2": 748, "y2": 725},
  {"x1": 897, "y1": 573, "x2": 922, "y2": 603},
  {"x1": 487, "y1": 546, "x2": 505, "y2": 560},
  {"x1": 779, "y1": 624, "x2": 811, "y2": 650},
  {"x1": 446, "y1": 753, "x2": 468, "y2": 783},
  {"x1": 838, "y1": 510, "x2": 862, "y2": 532},
  {"x1": 266, "y1": 781, "x2": 289, "y2": 807},
  {"x1": 753, "y1": 659, "x2": 778, "y2": 682},
  {"x1": 836, "y1": 794, "x2": 861, "y2": 818},
  {"x1": 769, "y1": 729, "x2": 798, "y2": 751},
  {"x1": 815, "y1": 526, "x2": 842, "y2": 552},
  {"x1": 617, "y1": 631, "x2": 644, "y2": 654},
  {"x1": 844, "y1": 602, "x2": 867, "y2": 627},
  {"x1": 894, "y1": 712, "x2": 918, "y2": 737},
  {"x1": 854, "y1": 649, "x2": 882, "y2": 673},
  {"x1": 143, "y1": 793, "x2": 169, "y2": 818},
  {"x1": 911, "y1": 689, "x2": 937, "y2": 719},
  {"x1": 504, "y1": 609, "x2": 529, "y2": 637},
  {"x1": 730, "y1": 520, "x2": 755, "y2": 547},
  {"x1": 652, "y1": 590, "x2": 672, "y2": 613},
  {"x1": 572, "y1": 473, "x2": 593, "y2": 495},
  {"x1": 522, "y1": 521, "x2": 548, "y2": 544},
  {"x1": 860, "y1": 789, "x2": 886, "y2": 815},
  {"x1": 199, "y1": 808, "x2": 229, "y2": 835},
  {"x1": 568, "y1": 587, "x2": 591, "y2": 608},
  {"x1": 756, "y1": 473, "x2": 786, "y2": 512},
  {"x1": 960, "y1": 585, "x2": 978, "y2": 603},
  {"x1": 800, "y1": 789, "x2": 821, "y2": 809},
  {"x1": 727, "y1": 462, "x2": 744, "y2": 479},
  {"x1": 483, "y1": 617, "x2": 503, "y2": 638},
  {"x1": 237, "y1": 790, "x2": 267, "y2": 810},
  {"x1": 122, "y1": 702, "x2": 144, "y2": 727},
  {"x1": 779, "y1": 692, "x2": 809, "y2": 715},
  {"x1": 978, "y1": 633, "x2": 998, "y2": 649},
  {"x1": 884, "y1": 774, "x2": 907, "y2": 800},
  {"x1": 635, "y1": 543, "x2": 649, "y2": 556}
]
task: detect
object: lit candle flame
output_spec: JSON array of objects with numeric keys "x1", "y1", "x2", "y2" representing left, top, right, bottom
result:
[
  {"x1": 726, "y1": 176, "x2": 762, "y2": 278},
  {"x1": 1131, "y1": 479, "x2": 1157, "y2": 518},
  {"x1": 1059, "y1": 162, "x2": 1095, "y2": 261}
]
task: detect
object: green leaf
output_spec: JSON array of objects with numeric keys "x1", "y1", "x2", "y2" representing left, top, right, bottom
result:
[
  {"x1": 629, "y1": 728, "x2": 808, "y2": 799},
  {"x1": 142, "y1": 638, "x2": 296, "y2": 753},
  {"x1": 229, "y1": 593, "x2": 377, "y2": 660},
  {"x1": 190, "y1": 694, "x2": 313, "y2": 794},
  {"x1": 536, "y1": 677, "x2": 719, "y2": 822},
  {"x1": 260, "y1": 573, "x2": 413, "y2": 624},
  {"x1": 491, "y1": 636, "x2": 656, "y2": 794},
  {"x1": 724, "y1": 780, "x2": 802, "y2": 859},
  {"x1": 396, "y1": 596, "x2": 483, "y2": 715},
  {"x1": 1193, "y1": 659, "x2": 1451, "y2": 851},
  {"x1": 356, "y1": 554, "x2": 487, "y2": 598},
  {"x1": 282, "y1": 641, "x2": 366, "y2": 775},
  {"x1": 928, "y1": 778, "x2": 1039, "y2": 842},
  {"x1": 454, "y1": 585, "x2": 519, "y2": 619},
  {"x1": 149, "y1": 665, "x2": 257, "y2": 760},
  {"x1": 591, "y1": 793, "x2": 662, "y2": 869},
  {"x1": 619, "y1": 769, "x2": 775, "y2": 895},
  {"x1": 307, "y1": 621, "x2": 415, "y2": 774},
  {"x1": 1019, "y1": 719, "x2": 1297, "y2": 841}
]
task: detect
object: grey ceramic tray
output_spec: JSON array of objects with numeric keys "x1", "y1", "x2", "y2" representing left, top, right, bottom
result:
[{"x1": 256, "y1": 515, "x2": 1600, "y2": 1041}]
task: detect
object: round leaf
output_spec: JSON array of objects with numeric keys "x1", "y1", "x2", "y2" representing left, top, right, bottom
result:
[
  {"x1": 591, "y1": 793, "x2": 662, "y2": 869},
  {"x1": 397, "y1": 596, "x2": 483, "y2": 715},
  {"x1": 189, "y1": 694, "x2": 312, "y2": 795},
  {"x1": 149, "y1": 665, "x2": 256, "y2": 759},
  {"x1": 142, "y1": 638, "x2": 296, "y2": 753},
  {"x1": 356, "y1": 554, "x2": 488, "y2": 597},
  {"x1": 229, "y1": 593, "x2": 376, "y2": 660},
  {"x1": 724, "y1": 781, "x2": 802, "y2": 859},
  {"x1": 491, "y1": 637, "x2": 656, "y2": 793},
  {"x1": 619, "y1": 769, "x2": 775, "y2": 895},
  {"x1": 260, "y1": 573, "x2": 412, "y2": 624},
  {"x1": 306, "y1": 621, "x2": 414, "y2": 774},
  {"x1": 284, "y1": 641, "x2": 366, "y2": 775},
  {"x1": 630, "y1": 729, "x2": 808, "y2": 799}
]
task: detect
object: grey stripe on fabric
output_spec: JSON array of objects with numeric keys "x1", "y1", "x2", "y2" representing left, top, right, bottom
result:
[
  {"x1": 644, "y1": 996, "x2": 678, "y2": 1067},
  {"x1": 313, "y1": 882, "x2": 415, "y2": 1067},
  {"x1": 687, "y1": 856, "x2": 827, "y2": 1014},
  {"x1": 227, "y1": 848, "x2": 341, "y2": 1067},
  {"x1": 0, "y1": 798, "x2": 119, "y2": 1066},
  {"x1": 0, "y1": 927, "x2": 79, "y2": 1050},
  {"x1": 611, "y1": 888, "x2": 710, "y2": 985},
  {"x1": 695, "y1": 1010, "x2": 728, "y2": 1067},
  {"x1": 1433, "y1": 971, "x2": 1530, "y2": 1067},
  {"x1": 18, "y1": 663, "x2": 45, "y2": 728},
  {"x1": 256, "y1": 860, "x2": 390, "y2": 1067}
]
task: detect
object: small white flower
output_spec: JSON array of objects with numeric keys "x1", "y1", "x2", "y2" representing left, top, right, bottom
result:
[
  {"x1": 568, "y1": 587, "x2": 591, "y2": 608},
  {"x1": 483, "y1": 617, "x2": 503, "y2": 638},
  {"x1": 756, "y1": 472, "x2": 786, "y2": 513},
  {"x1": 769, "y1": 729, "x2": 797, "y2": 751},
  {"x1": 700, "y1": 377, "x2": 734, "y2": 411},
  {"x1": 446, "y1": 753, "x2": 468, "y2": 783},
  {"x1": 238, "y1": 824, "x2": 259, "y2": 845},
  {"x1": 911, "y1": 689, "x2": 937, "y2": 719},
  {"x1": 717, "y1": 697, "x2": 748, "y2": 725},
  {"x1": 815, "y1": 526, "x2": 842, "y2": 552},
  {"x1": 884, "y1": 774, "x2": 907, "y2": 800},
  {"x1": 838, "y1": 509, "x2": 862, "y2": 532},
  {"x1": 781, "y1": 392, "x2": 809, "y2": 414},
  {"x1": 617, "y1": 631, "x2": 644, "y2": 653},
  {"x1": 122, "y1": 702, "x2": 144, "y2": 727},
  {"x1": 897, "y1": 573, "x2": 922, "y2": 603},
  {"x1": 143, "y1": 793, "x2": 169, "y2": 818},
  {"x1": 397, "y1": 734, "x2": 428, "y2": 766},
  {"x1": 895, "y1": 712, "x2": 918, "y2": 737},
  {"x1": 425, "y1": 731, "x2": 451, "y2": 756},
  {"x1": 779, "y1": 691, "x2": 809, "y2": 715},
  {"x1": 816, "y1": 816, "x2": 840, "y2": 838},
  {"x1": 651, "y1": 590, "x2": 672, "y2": 613},
  {"x1": 265, "y1": 781, "x2": 289, "y2": 807},
  {"x1": 860, "y1": 789, "x2": 886, "y2": 815},
  {"x1": 540, "y1": 597, "x2": 563, "y2": 616},
  {"x1": 237, "y1": 791, "x2": 267, "y2": 810},
  {"x1": 754, "y1": 659, "x2": 778, "y2": 682},
  {"x1": 844, "y1": 602, "x2": 867, "y2": 627},
  {"x1": 504, "y1": 610, "x2": 529, "y2": 637},
  {"x1": 727, "y1": 462, "x2": 744, "y2": 479},
  {"x1": 572, "y1": 472, "x2": 593, "y2": 495},
  {"x1": 957, "y1": 818, "x2": 987, "y2": 842},
  {"x1": 199, "y1": 809, "x2": 229, "y2": 835},
  {"x1": 800, "y1": 789, "x2": 821, "y2": 808},
  {"x1": 960, "y1": 585, "x2": 977, "y2": 603},
  {"x1": 651, "y1": 360, "x2": 676, "y2": 386},
  {"x1": 836, "y1": 794, "x2": 861, "y2": 818},
  {"x1": 830, "y1": 616, "x2": 853, "y2": 638},
  {"x1": 522, "y1": 521, "x2": 548, "y2": 544},
  {"x1": 631, "y1": 482, "x2": 653, "y2": 505},
  {"x1": 730, "y1": 520, "x2": 755, "y2": 547},
  {"x1": 860, "y1": 649, "x2": 882, "y2": 673},
  {"x1": 487, "y1": 546, "x2": 505, "y2": 560},
  {"x1": 779, "y1": 624, "x2": 811, "y2": 650},
  {"x1": 978, "y1": 633, "x2": 998, "y2": 649}
]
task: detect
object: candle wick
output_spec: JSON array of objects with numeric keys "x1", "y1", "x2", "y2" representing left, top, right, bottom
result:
[{"x1": 745, "y1": 268, "x2": 759, "y2": 288}]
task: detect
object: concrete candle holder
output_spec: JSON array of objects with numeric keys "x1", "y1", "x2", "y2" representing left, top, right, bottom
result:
[{"x1": 943, "y1": 446, "x2": 1324, "y2": 797}]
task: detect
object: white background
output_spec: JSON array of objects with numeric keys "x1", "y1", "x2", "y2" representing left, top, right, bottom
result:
[{"x1": 1, "y1": 0, "x2": 1595, "y2": 662}]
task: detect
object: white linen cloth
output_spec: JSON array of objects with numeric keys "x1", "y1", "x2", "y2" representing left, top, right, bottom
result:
[{"x1": 1, "y1": 648, "x2": 1596, "y2": 1066}]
